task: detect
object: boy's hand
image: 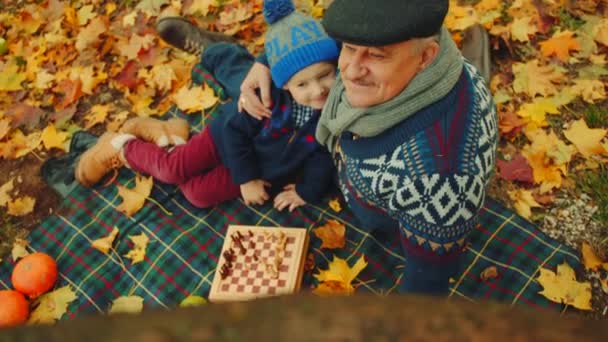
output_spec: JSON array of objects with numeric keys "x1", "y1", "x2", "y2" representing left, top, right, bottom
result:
[
  {"x1": 273, "y1": 184, "x2": 306, "y2": 212},
  {"x1": 238, "y1": 62, "x2": 273, "y2": 120},
  {"x1": 240, "y1": 179, "x2": 271, "y2": 206}
]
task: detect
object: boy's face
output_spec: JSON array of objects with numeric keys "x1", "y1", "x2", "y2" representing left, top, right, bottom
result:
[{"x1": 283, "y1": 62, "x2": 336, "y2": 109}]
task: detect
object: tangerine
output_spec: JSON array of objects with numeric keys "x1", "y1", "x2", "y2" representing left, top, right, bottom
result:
[
  {"x1": 0, "y1": 290, "x2": 29, "y2": 328},
  {"x1": 12, "y1": 252, "x2": 58, "y2": 298}
]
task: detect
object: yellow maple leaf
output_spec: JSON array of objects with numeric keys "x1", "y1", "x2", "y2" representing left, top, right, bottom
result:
[
  {"x1": 121, "y1": 34, "x2": 155, "y2": 60},
  {"x1": 91, "y1": 227, "x2": 120, "y2": 254},
  {"x1": 510, "y1": 16, "x2": 538, "y2": 42},
  {"x1": 0, "y1": 117, "x2": 10, "y2": 141},
  {"x1": 41, "y1": 124, "x2": 69, "y2": 151},
  {"x1": 124, "y1": 233, "x2": 149, "y2": 264},
  {"x1": 512, "y1": 59, "x2": 565, "y2": 97},
  {"x1": 35, "y1": 70, "x2": 56, "y2": 90},
  {"x1": 0, "y1": 177, "x2": 14, "y2": 207},
  {"x1": 592, "y1": 18, "x2": 608, "y2": 46},
  {"x1": 539, "y1": 31, "x2": 581, "y2": 63},
  {"x1": 75, "y1": 17, "x2": 107, "y2": 51},
  {"x1": 536, "y1": 262, "x2": 592, "y2": 310},
  {"x1": 11, "y1": 238, "x2": 30, "y2": 261},
  {"x1": 445, "y1": 2, "x2": 479, "y2": 31},
  {"x1": 116, "y1": 175, "x2": 153, "y2": 217},
  {"x1": 173, "y1": 84, "x2": 218, "y2": 113},
  {"x1": 148, "y1": 64, "x2": 177, "y2": 92},
  {"x1": 0, "y1": 63, "x2": 26, "y2": 91},
  {"x1": 135, "y1": 0, "x2": 169, "y2": 16},
  {"x1": 85, "y1": 104, "x2": 112, "y2": 130},
  {"x1": 507, "y1": 189, "x2": 541, "y2": 219},
  {"x1": 185, "y1": 0, "x2": 216, "y2": 16},
  {"x1": 76, "y1": 65, "x2": 108, "y2": 95},
  {"x1": 8, "y1": 196, "x2": 36, "y2": 216},
  {"x1": 581, "y1": 241, "x2": 608, "y2": 271},
  {"x1": 516, "y1": 99, "x2": 559, "y2": 129},
  {"x1": 563, "y1": 119, "x2": 607, "y2": 157},
  {"x1": 77, "y1": 4, "x2": 96, "y2": 26},
  {"x1": 28, "y1": 286, "x2": 78, "y2": 324},
  {"x1": 313, "y1": 220, "x2": 346, "y2": 249},
  {"x1": 569, "y1": 79, "x2": 606, "y2": 103},
  {"x1": 106, "y1": 110, "x2": 130, "y2": 132},
  {"x1": 109, "y1": 295, "x2": 144, "y2": 314},
  {"x1": 328, "y1": 198, "x2": 342, "y2": 212},
  {"x1": 313, "y1": 255, "x2": 367, "y2": 296}
]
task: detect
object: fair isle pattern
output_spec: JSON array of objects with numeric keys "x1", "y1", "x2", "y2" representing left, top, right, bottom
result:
[
  {"x1": 291, "y1": 101, "x2": 316, "y2": 128},
  {"x1": 336, "y1": 62, "x2": 498, "y2": 254}
]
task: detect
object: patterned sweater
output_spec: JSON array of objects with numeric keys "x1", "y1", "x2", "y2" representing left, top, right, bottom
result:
[
  {"x1": 332, "y1": 62, "x2": 498, "y2": 294},
  {"x1": 210, "y1": 86, "x2": 334, "y2": 204}
]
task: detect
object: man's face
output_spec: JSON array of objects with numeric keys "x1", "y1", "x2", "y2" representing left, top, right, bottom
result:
[
  {"x1": 338, "y1": 39, "x2": 431, "y2": 108},
  {"x1": 283, "y1": 62, "x2": 337, "y2": 109}
]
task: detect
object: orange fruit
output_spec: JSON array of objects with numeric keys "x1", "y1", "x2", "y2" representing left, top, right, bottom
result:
[
  {"x1": 0, "y1": 290, "x2": 29, "y2": 328},
  {"x1": 12, "y1": 252, "x2": 58, "y2": 298}
]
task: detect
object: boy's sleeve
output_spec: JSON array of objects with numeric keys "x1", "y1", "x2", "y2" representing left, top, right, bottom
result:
[
  {"x1": 295, "y1": 148, "x2": 335, "y2": 203},
  {"x1": 255, "y1": 52, "x2": 269, "y2": 67},
  {"x1": 223, "y1": 112, "x2": 265, "y2": 185}
]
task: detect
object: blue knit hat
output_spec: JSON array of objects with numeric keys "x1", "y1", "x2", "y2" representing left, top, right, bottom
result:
[{"x1": 263, "y1": 0, "x2": 339, "y2": 88}]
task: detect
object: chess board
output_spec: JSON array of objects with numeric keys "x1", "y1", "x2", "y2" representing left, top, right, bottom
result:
[{"x1": 208, "y1": 225, "x2": 310, "y2": 302}]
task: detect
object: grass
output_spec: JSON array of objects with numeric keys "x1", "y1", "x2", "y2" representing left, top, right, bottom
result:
[
  {"x1": 557, "y1": 9, "x2": 585, "y2": 31},
  {"x1": 583, "y1": 104, "x2": 608, "y2": 128},
  {"x1": 577, "y1": 165, "x2": 608, "y2": 232}
]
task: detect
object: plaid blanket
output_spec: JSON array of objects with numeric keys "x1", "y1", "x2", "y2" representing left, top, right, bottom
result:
[{"x1": 0, "y1": 67, "x2": 582, "y2": 319}]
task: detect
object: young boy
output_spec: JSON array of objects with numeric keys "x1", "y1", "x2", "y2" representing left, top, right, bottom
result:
[{"x1": 75, "y1": 0, "x2": 339, "y2": 211}]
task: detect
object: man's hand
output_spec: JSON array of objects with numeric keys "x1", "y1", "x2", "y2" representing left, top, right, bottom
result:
[
  {"x1": 240, "y1": 179, "x2": 271, "y2": 206},
  {"x1": 273, "y1": 184, "x2": 306, "y2": 212},
  {"x1": 238, "y1": 62, "x2": 273, "y2": 120}
]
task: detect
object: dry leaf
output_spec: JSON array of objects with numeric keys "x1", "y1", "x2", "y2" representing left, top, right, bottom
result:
[
  {"x1": 313, "y1": 220, "x2": 346, "y2": 249},
  {"x1": 108, "y1": 295, "x2": 144, "y2": 314},
  {"x1": 179, "y1": 295, "x2": 207, "y2": 307},
  {"x1": 581, "y1": 241, "x2": 608, "y2": 271},
  {"x1": 563, "y1": 119, "x2": 607, "y2": 157},
  {"x1": 84, "y1": 104, "x2": 112, "y2": 130},
  {"x1": 173, "y1": 84, "x2": 218, "y2": 113},
  {"x1": 569, "y1": 79, "x2": 606, "y2": 103},
  {"x1": 92, "y1": 227, "x2": 119, "y2": 254},
  {"x1": 508, "y1": 189, "x2": 541, "y2": 219},
  {"x1": 512, "y1": 59, "x2": 565, "y2": 97},
  {"x1": 539, "y1": 31, "x2": 581, "y2": 62},
  {"x1": 124, "y1": 233, "x2": 149, "y2": 264},
  {"x1": 28, "y1": 286, "x2": 78, "y2": 324},
  {"x1": 11, "y1": 238, "x2": 30, "y2": 261},
  {"x1": 313, "y1": 255, "x2": 367, "y2": 296},
  {"x1": 116, "y1": 175, "x2": 153, "y2": 217},
  {"x1": 0, "y1": 177, "x2": 14, "y2": 207},
  {"x1": 536, "y1": 262, "x2": 592, "y2": 310},
  {"x1": 328, "y1": 198, "x2": 342, "y2": 212},
  {"x1": 41, "y1": 124, "x2": 69, "y2": 151},
  {"x1": 7, "y1": 196, "x2": 36, "y2": 216},
  {"x1": 480, "y1": 266, "x2": 499, "y2": 281},
  {"x1": 510, "y1": 16, "x2": 538, "y2": 42}
]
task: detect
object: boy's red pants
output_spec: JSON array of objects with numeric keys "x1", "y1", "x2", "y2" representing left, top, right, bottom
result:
[{"x1": 123, "y1": 127, "x2": 241, "y2": 208}]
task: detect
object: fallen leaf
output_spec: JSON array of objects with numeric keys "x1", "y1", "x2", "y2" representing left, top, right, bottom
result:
[
  {"x1": 0, "y1": 178, "x2": 14, "y2": 207},
  {"x1": 328, "y1": 198, "x2": 342, "y2": 212},
  {"x1": 512, "y1": 59, "x2": 565, "y2": 97},
  {"x1": 11, "y1": 238, "x2": 30, "y2": 261},
  {"x1": 179, "y1": 295, "x2": 207, "y2": 307},
  {"x1": 496, "y1": 154, "x2": 534, "y2": 183},
  {"x1": 569, "y1": 79, "x2": 606, "y2": 103},
  {"x1": 84, "y1": 104, "x2": 112, "y2": 130},
  {"x1": 511, "y1": 16, "x2": 538, "y2": 42},
  {"x1": 77, "y1": 5, "x2": 96, "y2": 26},
  {"x1": 124, "y1": 233, "x2": 149, "y2": 264},
  {"x1": 173, "y1": 84, "x2": 218, "y2": 113},
  {"x1": 75, "y1": 16, "x2": 107, "y2": 51},
  {"x1": 0, "y1": 117, "x2": 10, "y2": 140},
  {"x1": 539, "y1": 31, "x2": 580, "y2": 62},
  {"x1": 536, "y1": 262, "x2": 592, "y2": 310},
  {"x1": 185, "y1": 0, "x2": 216, "y2": 16},
  {"x1": 41, "y1": 124, "x2": 69, "y2": 151},
  {"x1": 108, "y1": 295, "x2": 144, "y2": 314},
  {"x1": 581, "y1": 241, "x2": 608, "y2": 271},
  {"x1": 480, "y1": 266, "x2": 499, "y2": 281},
  {"x1": 313, "y1": 255, "x2": 367, "y2": 296},
  {"x1": 28, "y1": 286, "x2": 78, "y2": 324},
  {"x1": 313, "y1": 220, "x2": 346, "y2": 249},
  {"x1": 516, "y1": 98, "x2": 559, "y2": 129},
  {"x1": 0, "y1": 63, "x2": 26, "y2": 91},
  {"x1": 135, "y1": 0, "x2": 169, "y2": 16},
  {"x1": 508, "y1": 189, "x2": 541, "y2": 219},
  {"x1": 116, "y1": 175, "x2": 153, "y2": 217},
  {"x1": 563, "y1": 119, "x2": 607, "y2": 157},
  {"x1": 7, "y1": 196, "x2": 36, "y2": 216},
  {"x1": 92, "y1": 227, "x2": 120, "y2": 254},
  {"x1": 592, "y1": 18, "x2": 608, "y2": 46}
]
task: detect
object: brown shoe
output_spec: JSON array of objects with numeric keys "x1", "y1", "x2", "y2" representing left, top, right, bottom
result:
[
  {"x1": 156, "y1": 16, "x2": 237, "y2": 55},
  {"x1": 119, "y1": 117, "x2": 190, "y2": 147},
  {"x1": 75, "y1": 132, "x2": 134, "y2": 187}
]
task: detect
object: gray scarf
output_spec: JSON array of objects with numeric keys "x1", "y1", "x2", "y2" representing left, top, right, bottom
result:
[{"x1": 316, "y1": 27, "x2": 464, "y2": 152}]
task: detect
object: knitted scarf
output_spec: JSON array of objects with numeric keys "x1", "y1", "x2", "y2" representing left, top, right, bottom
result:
[{"x1": 316, "y1": 27, "x2": 464, "y2": 152}]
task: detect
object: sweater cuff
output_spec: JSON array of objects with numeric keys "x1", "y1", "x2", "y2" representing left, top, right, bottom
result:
[
  {"x1": 295, "y1": 183, "x2": 321, "y2": 204},
  {"x1": 231, "y1": 168, "x2": 261, "y2": 185}
]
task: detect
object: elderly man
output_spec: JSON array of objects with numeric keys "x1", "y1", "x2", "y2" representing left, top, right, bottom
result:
[{"x1": 160, "y1": 0, "x2": 498, "y2": 294}]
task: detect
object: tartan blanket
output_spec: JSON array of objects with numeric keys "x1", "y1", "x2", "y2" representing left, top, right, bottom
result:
[{"x1": 0, "y1": 68, "x2": 583, "y2": 319}]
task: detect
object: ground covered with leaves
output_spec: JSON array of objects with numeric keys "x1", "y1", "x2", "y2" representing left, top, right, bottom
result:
[{"x1": 0, "y1": 0, "x2": 607, "y2": 318}]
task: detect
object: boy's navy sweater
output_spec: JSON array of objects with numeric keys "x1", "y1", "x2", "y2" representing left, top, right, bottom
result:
[{"x1": 209, "y1": 86, "x2": 334, "y2": 204}]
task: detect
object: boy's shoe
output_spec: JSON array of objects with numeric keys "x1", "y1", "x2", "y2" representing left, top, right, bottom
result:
[
  {"x1": 119, "y1": 117, "x2": 190, "y2": 147},
  {"x1": 461, "y1": 24, "x2": 491, "y2": 84},
  {"x1": 156, "y1": 16, "x2": 237, "y2": 54},
  {"x1": 75, "y1": 133, "x2": 135, "y2": 187}
]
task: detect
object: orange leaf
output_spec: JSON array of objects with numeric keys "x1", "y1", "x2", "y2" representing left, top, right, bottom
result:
[
  {"x1": 539, "y1": 31, "x2": 581, "y2": 62},
  {"x1": 0, "y1": 117, "x2": 11, "y2": 140},
  {"x1": 313, "y1": 220, "x2": 346, "y2": 249},
  {"x1": 53, "y1": 79, "x2": 83, "y2": 110}
]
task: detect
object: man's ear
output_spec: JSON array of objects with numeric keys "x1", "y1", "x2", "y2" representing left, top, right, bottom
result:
[{"x1": 419, "y1": 40, "x2": 440, "y2": 71}]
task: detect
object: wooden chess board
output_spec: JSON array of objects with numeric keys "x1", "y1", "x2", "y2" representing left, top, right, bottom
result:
[{"x1": 208, "y1": 225, "x2": 309, "y2": 302}]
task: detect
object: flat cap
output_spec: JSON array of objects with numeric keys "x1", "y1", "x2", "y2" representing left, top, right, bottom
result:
[{"x1": 322, "y1": 0, "x2": 448, "y2": 46}]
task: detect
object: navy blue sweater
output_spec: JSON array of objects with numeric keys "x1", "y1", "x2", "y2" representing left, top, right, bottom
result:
[{"x1": 209, "y1": 87, "x2": 334, "y2": 204}]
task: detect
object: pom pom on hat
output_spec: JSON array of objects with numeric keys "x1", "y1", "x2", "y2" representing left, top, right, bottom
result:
[{"x1": 263, "y1": 0, "x2": 296, "y2": 24}]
